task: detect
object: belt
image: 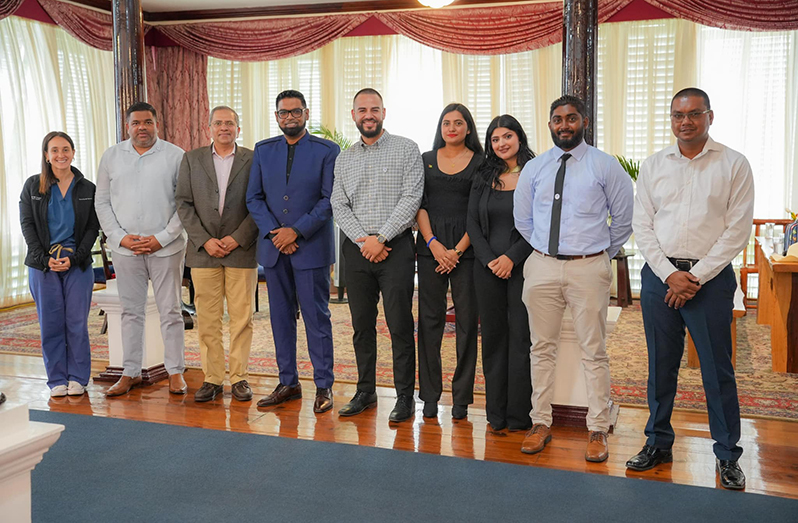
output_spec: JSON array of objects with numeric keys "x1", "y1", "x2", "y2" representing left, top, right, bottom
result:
[
  {"x1": 534, "y1": 249, "x2": 604, "y2": 261},
  {"x1": 668, "y1": 257, "x2": 700, "y2": 271}
]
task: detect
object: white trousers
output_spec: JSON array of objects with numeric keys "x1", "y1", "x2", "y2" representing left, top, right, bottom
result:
[
  {"x1": 522, "y1": 251, "x2": 613, "y2": 432},
  {"x1": 113, "y1": 249, "x2": 186, "y2": 377}
]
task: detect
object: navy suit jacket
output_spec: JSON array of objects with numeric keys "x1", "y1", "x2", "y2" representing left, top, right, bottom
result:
[{"x1": 246, "y1": 132, "x2": 339, "y2": 270}]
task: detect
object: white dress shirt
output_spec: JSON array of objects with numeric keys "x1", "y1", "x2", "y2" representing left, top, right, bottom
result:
[
  {"x1": 633, "y1": 136, "x2": 755, "y2": 284},
  {"x1": 514, "y1": 140, "x2": 634, "y2": 258},
  {"x1": 95, "y1": 138, "x2": 186, "y2": 257},
  {"x1": 212, "y1": 143, "x2": 236, "y2": 216}
]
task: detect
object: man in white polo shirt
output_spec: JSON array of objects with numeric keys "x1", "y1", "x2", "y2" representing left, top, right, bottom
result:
[{"x1": 96, "y1": 102, "x2": 188, "y2": 397}]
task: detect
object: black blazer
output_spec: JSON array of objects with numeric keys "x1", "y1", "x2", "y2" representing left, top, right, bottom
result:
[
  {"x1": 19, "y1": 167, "x2": 100, "y2": 272},
  {"x1": 466, "y1": 177, "x2": 533, "y2": 268}
]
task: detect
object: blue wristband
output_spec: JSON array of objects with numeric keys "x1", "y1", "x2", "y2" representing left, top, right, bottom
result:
[{"x1": 426, "y1": 236, "x2": 437, "y2": 248}]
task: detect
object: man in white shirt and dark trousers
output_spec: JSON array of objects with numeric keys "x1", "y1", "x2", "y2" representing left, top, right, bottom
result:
[
  {"x1": 626, "y1": 88, "x2": 754, "y2": 490},
  {"x1": 96, "y1": 102, "x2": 188, "y2": 397}
]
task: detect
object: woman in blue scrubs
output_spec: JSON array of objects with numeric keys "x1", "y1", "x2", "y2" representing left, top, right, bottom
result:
[{"x1": 19, "y1": 132, "x2": 99, "y2": 397}]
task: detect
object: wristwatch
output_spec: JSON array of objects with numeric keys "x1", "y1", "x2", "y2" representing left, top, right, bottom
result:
[
  {"x1": 454, "y1": 248, "x2": 464, "y2": 257},
  {"x1": 377, "y1": 234, "x2": 387, "y2": 244}
]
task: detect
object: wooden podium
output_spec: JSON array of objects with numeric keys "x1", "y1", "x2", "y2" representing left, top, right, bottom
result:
[{"x1": 755, "y1": 237, "x2": 798, "y2": 373}]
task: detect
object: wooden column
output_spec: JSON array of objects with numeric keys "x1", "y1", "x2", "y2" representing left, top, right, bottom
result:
[
  {"x1": 112, "y1": 0, "x2": 146, "y2": 142},
  {"x1": 562, "y1": 0, "x2": 598, "y2": 145}
]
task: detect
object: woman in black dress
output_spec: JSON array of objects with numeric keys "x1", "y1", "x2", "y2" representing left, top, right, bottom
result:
[
  {"x1": 416, "y1": 103, "x2": 483, "y2": 419},
  {"x1": 467, "y1": 115, "x2": 535, "y2": 431}
]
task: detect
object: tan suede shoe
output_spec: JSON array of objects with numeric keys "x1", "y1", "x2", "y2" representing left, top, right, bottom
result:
[
  {"x1": 106, "y1": 375, "x2": 143, "y2": 397},
  {"x1": 169, "y1": 373, "x2": 188, "y2": 394},
  {"x1": 586, "y1": 431, "x2": 610, "y2": 462},
  {"x1": 521, "y1": 424, "x2": 552, "y2": 454}
]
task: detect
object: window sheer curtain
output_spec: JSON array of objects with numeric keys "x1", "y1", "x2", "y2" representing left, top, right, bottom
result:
[{"x1": 0, "y1": 16, "x2": 114, "y2": 307}]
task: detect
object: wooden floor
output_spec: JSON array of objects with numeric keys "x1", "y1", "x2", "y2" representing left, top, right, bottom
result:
[{"x1": 2, "y1": 352, "x2": 797, "y2": 500}]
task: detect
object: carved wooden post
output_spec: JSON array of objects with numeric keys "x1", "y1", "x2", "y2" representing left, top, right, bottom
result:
[
  {"x1": 562, "y1": 0, "x2": 598, "y2": 145},
  {"x1": 112, "y1": 0, "x2": 146, "y2": 142}
]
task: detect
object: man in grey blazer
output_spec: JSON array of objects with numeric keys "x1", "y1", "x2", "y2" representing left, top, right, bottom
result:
[{"x1": 176, "y1": 106, "x2": 259, "y2": 402}]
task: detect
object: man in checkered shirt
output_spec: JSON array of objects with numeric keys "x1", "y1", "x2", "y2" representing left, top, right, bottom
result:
[{"x1": 331, "y1": 88, "x2": 423, "y2": 423}]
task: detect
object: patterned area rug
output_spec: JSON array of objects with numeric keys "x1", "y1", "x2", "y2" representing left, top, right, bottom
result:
[{"x1": 2, "y1": 283, "x2": 796, "y2": 419}]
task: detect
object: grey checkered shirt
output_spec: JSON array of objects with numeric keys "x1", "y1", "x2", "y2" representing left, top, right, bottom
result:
[{"x1": 331, "y1": 130, "x2": 423, "y2": 245}]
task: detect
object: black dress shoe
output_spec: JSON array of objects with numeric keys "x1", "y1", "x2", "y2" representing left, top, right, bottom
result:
[
  {"x1": 0, "y1": 392, "x2": 5, "y2": 405},
  {"x1": 231, "y1": 380, "x2": 253, "y2": 402},
  {"x1": 716, "y1": 458, "x2": 746, "y2": 490},
  {"x1": 338, "y1": 390, "x2": 378, "y2": 416},
  {"x1": 423, "y1": 401, "x2": 438, "y2": 418},
  {"x1": 194, "y1": 382, "x2": 224, "y2": 403},
  {"x1": 257, "y1": 383, "x2": 302, "y2": 407},
  {"x1": 451, "y1": 404, "x2": 468, "y2": 420},
  {"x1": 389, "y1": 394, "x2": 414, "y2": 423},
  {"x1": 625, "y1": 445, "x2": 673, "y2": 471},
  {"x1": 314, "y1": 388, "x2": 333, "y2": 413}
]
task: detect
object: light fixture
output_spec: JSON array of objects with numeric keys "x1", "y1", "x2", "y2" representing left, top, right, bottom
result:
[{"x1": 418, "y1": 0, "x2": 455, "y2": 7}]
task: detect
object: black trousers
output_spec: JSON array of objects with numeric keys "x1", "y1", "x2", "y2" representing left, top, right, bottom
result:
[
  {"x1": 417, "y1": 254, "x2": 478, "y2": 405},
  {"x1": 343, "y1": 232, "x2": 416, "y2": 396},
  {"x1": 474, "y1": 262, "x2": 532, "y2": 430}
]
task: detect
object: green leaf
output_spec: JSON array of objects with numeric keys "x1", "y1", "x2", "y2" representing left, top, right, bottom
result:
[
  {"x1": 310, "y1": 125, "x2": 353, "y2": 150},
  {"x1": 614, "y1": 155, "x2": 639, "y2": 182}
]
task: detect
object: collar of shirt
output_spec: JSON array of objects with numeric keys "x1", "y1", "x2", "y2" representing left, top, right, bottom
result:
[
  {"x1": 212, "y1": 142, "x2": 236, "y2": 159},
  {"x1": 665, "y1": 135, "x2": 722, "y2": 161},
  {"x1": 554, "y1": 139, "x2": 589, "y2": 163},
  {"x1": 358, "y1": 129, "x2": 390, "y2": 149},
  {"x1": 282, "y1": 131, "x2": 310, "y2": 147}
]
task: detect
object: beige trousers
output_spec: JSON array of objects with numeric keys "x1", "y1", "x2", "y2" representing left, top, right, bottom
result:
[
  {"x1": 522, "y1": 251, "x2": 613, "y2": 432},
  {"x1": 191, "y1": 266, "x2": 257, "y2": 385}
]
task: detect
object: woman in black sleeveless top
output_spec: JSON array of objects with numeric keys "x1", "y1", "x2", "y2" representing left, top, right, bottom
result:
[
  {"x1": 467, "y1": 115, "x2": 535, "y2": 431},
  {"x1": 416, "y1": 104, "x2": 483, "y2": 419}
]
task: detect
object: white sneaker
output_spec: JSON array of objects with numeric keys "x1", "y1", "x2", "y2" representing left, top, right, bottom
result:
[
  {"x1": 67, "y1": 381, "x2": 85, "y2": 396},
  {"x1": 50, "y1": 385, "x2": 68, "y2": 397}
]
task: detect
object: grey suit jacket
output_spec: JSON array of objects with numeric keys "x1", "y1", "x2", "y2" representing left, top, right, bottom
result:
[{"x1": 176, "y1": 144, "x2": 258, "y2": 268}]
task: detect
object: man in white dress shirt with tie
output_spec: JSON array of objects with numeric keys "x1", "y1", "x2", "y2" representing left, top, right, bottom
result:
[
  {"x1": 96, "y1": 102, "x2": 188, "y2": 397},
  {"x1": 514, "y1": 95, "x2": 634, "y2": 462},
  {"x1": 626, "y1": 88, "x2": 754, "y2": 490}
]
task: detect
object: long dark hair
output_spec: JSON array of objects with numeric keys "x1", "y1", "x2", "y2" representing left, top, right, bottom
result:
[
  {"x1": 432, "y1": 103, "x2": 483, "y2": 155},
  {"x1": 478, "y1": 115, "x2": 535, "y2": 190},
  {"x1": 40, "y1": 131, "x2": 75, "y2": 195}
]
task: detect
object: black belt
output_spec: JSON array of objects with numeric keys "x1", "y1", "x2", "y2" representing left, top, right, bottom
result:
[
  {"x1": 668, "y1": 257, "x2": 700, "y2": 271},
  {"x1": 534, "y1": 248, "x2": 604, "y2": 261}
]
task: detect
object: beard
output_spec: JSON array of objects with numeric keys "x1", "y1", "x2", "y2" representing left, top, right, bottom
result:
[
  {"x1": 280, "y1": 121, "x2": 306, "y2": 138},
  {"x1": 356, "y1": 118, "x2": 383, "y2": 139},
  {"x1": 550, "y1": 126, "x2": 584, "y2": 150}
]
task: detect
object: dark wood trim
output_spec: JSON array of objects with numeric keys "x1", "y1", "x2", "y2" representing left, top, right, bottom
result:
[
  {"x1": 94, "y1": 364, "x2": 169, "y2": 385},
  {"x1": 552, "y1": 401, "x2": 619, "y2": 432},
  {"x1": 142, "y1": 0, "x2": 532, "y2": 23}
]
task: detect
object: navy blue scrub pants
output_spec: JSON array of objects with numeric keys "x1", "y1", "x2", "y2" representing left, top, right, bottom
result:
[
  {"x1": 263, "y1": 254, "x2": 335, "y2": 389},
  {"x1": 29, "y1": 263, "x2": 94, "y2": 389},
  {"x1": 640, "y1": 263, "x2": 742, "y2": 461}
]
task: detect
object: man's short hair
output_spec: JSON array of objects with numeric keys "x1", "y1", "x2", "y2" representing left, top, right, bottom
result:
[
  {"x1": 125, "y1": 101, "x2": 157, "y2": 121},
  {"x1": 353, "y1": 88, "x2": 383, "y2": 107},
  {"x1": 671, "y1": 87, "x2": 711, "y2": 110},
  {"x1": 209, "y1": 105, "x2": 240, "y2": 127},
  {"x1": 275, "y1": 90, "x2": 307, "y2": 110},
  {"x1": 549, "y1": 95, "x2": 587, "y2": 119}
]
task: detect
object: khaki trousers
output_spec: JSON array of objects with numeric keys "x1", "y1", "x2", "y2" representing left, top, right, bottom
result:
[
  {"x1": 522, "y1": 251, "x2": 613, "y2": 432},
  {"x1": 191, "y1": 266, "x2": 257, "y2": 385}
]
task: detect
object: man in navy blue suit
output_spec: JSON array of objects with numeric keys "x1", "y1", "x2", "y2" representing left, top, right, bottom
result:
[{"x1": 246, "y1": 90, "x2": 340, "y2": 414}]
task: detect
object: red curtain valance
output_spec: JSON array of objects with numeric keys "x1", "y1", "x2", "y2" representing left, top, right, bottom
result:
[
  {"x1": 0, "y1": 0, "x2": 25, "y2": 20},
  {"x1": 645, "y1": 0, "x2": 798, "y2": 32},
  {"x1": 26, "y1": 0, "x2": 798, "y2": 57},
  {"x1": 156, "y1": 13, "x2": 370, "y2": 62}
]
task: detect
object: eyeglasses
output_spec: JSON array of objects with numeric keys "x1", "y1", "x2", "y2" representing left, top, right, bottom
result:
[
  {"x1": 211, "y1": 120, "x2": 237, "y2": 128},
  {"x1": 670, "y1": 109, "x2": 711, "y2": 122},
  {"x1": 276, "y1": 108, "x2": 306, "y2": 119}
]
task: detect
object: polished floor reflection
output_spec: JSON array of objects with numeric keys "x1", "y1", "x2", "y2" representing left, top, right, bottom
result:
[{"x1": 1, "y1": 353, "x2": 796, "y2": 499}]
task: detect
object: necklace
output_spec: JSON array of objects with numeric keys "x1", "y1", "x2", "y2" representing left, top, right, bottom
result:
[
  {"x1": 441, "y1": 148, "x2": 470, "y2": 170},
  {"x1": 503, "y1": 165, "x2": 521, "y2": 175}
]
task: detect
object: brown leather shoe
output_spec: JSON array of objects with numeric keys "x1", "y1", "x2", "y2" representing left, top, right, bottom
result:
[
  {"x1": 313, "y1": 388, "x2": 333, "y2": 413},
  {"x1": 586, "y1": 431, "x2": 610, "y2": 462},
  {"x1": 106, "y1": 375, "x2": 143, "y2": 397},
  {"x1": 521, "y1": 424, "x2": 552, "y2": 454},
  {"x1": 231, "y1": 380, "x2": 253, "y2": 402},
  {"x1": 257, "y1": 383, "x2": 302, "y2": 407},
  {"x1": 169, "y1": 373, "x2": 188, "y2": 395}
]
